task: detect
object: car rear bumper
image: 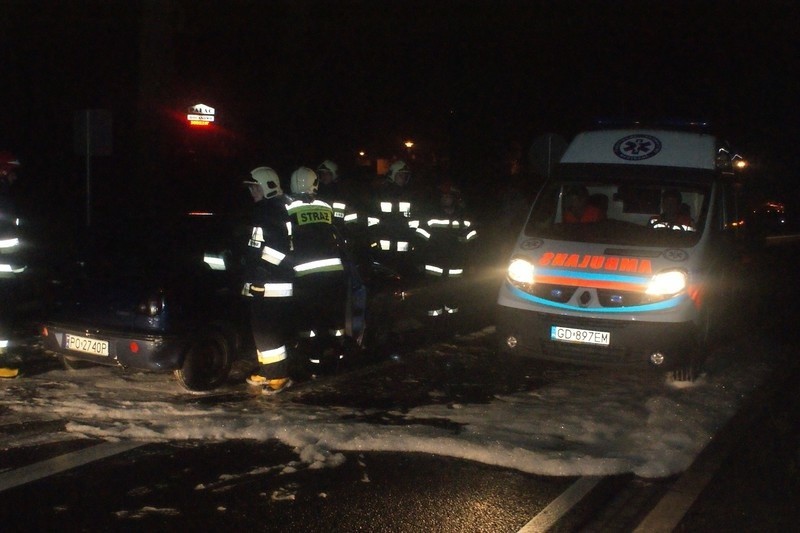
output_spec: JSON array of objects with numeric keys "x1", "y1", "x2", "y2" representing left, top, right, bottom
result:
[{"x1": 41, "y1": 322, "x2": 187, "y2": 371}]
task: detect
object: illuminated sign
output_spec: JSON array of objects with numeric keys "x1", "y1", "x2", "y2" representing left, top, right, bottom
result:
[{"x1": 187, "y1": 103, "x2": 215, "y2": 126}]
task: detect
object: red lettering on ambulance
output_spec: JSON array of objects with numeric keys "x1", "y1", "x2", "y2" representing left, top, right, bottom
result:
[
  {"x1": 553, "y1": 253, "x2": 569, "y2": 266},
  {"x1": 619, "y1": 258, "x2": 638, "y2": 272},
  {"x1": 536, "y1": 251, "x2": 652, "y2": 274}
]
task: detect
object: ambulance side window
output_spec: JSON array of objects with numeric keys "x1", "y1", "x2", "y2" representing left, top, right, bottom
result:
[
  {"x1": 710, "y1": 182, "x2": 740, "y2": 239},
  {"x1": 722, "y1": 181, "x2": 746, "y2": 241}
]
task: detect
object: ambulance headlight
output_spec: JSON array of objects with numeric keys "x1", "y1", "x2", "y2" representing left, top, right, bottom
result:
[
  {"x1": 645, "y1": 270, "x2": 687, "y2": 296},
  {"x1": 507, "y1": 258, "x2": 535, "y2": 286}
]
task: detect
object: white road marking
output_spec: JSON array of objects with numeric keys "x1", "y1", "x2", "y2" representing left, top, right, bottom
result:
[
  {"x1": 632, "y1": 454, "x2": 723, "y2": 533},
  {"x1": 0, "y1": 440, "x2": 144, "y2": 492},
  {"x1": 518, "y1": 476, "x2": 603, "y2": 532}
]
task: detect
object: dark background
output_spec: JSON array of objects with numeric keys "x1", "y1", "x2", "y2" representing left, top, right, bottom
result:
[{"x1": 1, "y1": 0, "x2": 798, "y2": 229}]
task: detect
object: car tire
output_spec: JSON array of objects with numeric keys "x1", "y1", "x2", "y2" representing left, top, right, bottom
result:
[
  {"x1": 174, "y1": 332, "x2": 232, "y2": 392},
  {"x1": 60, "y1": 355, "x2": 95, "y2": 371}
]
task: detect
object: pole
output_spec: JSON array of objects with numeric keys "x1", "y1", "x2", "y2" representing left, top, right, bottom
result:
[{"x1": 85, "y1": 110, "x2": 91, "y2": 227}]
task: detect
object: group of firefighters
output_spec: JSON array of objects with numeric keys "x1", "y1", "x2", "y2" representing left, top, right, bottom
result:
[
  {"x1": 240, "y1": 159, "x2": 478, "y2": 394},
  {"x1": 0, "y1": 154, "x2": 478, "y2": 394}
]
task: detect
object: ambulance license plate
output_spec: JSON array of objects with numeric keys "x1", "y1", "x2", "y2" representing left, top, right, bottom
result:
[
  {"x1": 64, "y1": 334, "x2": 109, "y2": 356},
  {"x1": 550, "y1": 326, "x2": 610, "y2": 346}
]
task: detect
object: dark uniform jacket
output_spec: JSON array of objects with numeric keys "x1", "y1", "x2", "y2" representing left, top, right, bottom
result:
[
  {"x1": 242, "y1": 195, "x2": 293, "y2": 298},
  {"x1": 0, "y1": 191, "x2": 25, "y2": 279}
]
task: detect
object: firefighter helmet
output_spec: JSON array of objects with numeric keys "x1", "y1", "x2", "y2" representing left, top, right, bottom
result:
[
  {"x1": 290, "y1": 166, "x2": 319, "y2": 195},
  {"x1": 388, "y1": 160, "x2": 410, "y2": 185},
  {"x1": 317, "y1": 160, "x2": 338, "y2": 181},
  {"x1": 246, "y1": 167, "x2": 282, "y2": 199}
]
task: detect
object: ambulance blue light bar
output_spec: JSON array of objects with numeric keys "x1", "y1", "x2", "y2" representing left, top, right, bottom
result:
[{"x1": 592, "y1": 117, "x2": 712, "y2": 131}]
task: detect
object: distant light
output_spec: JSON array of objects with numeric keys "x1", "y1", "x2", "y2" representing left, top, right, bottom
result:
[
  {"x1": 359, "y1": 151, "x2": 366, "y2": 157},
  {"x1": 734, "y1": 159, "x2": 747, "y2": 169},
  {"x1": 404, "y1": 140, "x2": 414, "y2": 149}
]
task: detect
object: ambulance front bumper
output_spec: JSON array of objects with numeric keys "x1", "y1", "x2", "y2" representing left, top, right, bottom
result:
[{"x1": 496, "y1": 305, "x2": 698, "y2": 369}]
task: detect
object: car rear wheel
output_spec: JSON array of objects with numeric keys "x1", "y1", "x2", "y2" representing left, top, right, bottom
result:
[{"x1": 174, "y1": 333, "x2": 232, "y2": 392}]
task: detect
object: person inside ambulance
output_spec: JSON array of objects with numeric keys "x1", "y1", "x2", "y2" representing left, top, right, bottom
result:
[
  {"x1": 286, "y1": 167, "x2": 351, "y2": 373},
  {"x1": 562, "y1": 185, "x2": 605, "y2": 223},
  {"x1": 651, "y1": 189, "x2": 694, "y2": 230}
]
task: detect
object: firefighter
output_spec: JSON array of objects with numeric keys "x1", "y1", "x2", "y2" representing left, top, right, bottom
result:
[
  {"x1": 242, "y1": 166, "x2": 294, "y2": 394},
  {"x1": 287, "y1": 166, "x2": 353, "y2": 373},
  {"x1": 315, "y1": 159, "x2": 366, "y2": 262},
  {"x1": 0, "y1": 152, "x2": 23, "y2": 378},
  {"x1": 365, "y1": 160, "x2": 420, "y2": 278},
  {"x1": 316, "y1": 160, "x2": 341, "y2": 203},
  {"x1": 414, "y1": 180, "x2": 478, "y2": 330}
]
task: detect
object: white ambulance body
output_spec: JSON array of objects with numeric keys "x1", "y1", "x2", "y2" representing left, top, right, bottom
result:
[{"x1": 496, "y1": 127, "x2": 744, "y2": 375}]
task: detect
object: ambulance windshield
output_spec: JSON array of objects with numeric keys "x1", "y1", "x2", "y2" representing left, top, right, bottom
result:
[{"x1": 525, "y1": 173, "x2": 711, "y2": 247}]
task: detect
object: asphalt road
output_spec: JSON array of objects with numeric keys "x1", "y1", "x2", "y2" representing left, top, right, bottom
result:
[{"x1": 1, "y1": 238, "x2": 799, "y2": 532}]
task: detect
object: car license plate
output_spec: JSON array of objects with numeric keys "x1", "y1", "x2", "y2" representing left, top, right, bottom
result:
[
  {"x1": 550, "y1": 326, "x2": 610, "y2": 346},
  {"x1": 64, "y1": 334, "x2": 109, "y2": 356}
]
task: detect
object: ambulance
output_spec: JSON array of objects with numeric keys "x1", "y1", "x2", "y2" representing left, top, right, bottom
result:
[{"x1": 496, "y1": 124, "x2": 747, "y2": 379}]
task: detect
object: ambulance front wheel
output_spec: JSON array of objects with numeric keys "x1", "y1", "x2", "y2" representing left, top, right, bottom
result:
[{"x1": 667, "y1": 330, "x2": 707, "y2": 384}]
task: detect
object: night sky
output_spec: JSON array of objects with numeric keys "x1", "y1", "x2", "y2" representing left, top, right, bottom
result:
[{"x1": 1, "y1": 1, "x2": 798, "y2": 221}]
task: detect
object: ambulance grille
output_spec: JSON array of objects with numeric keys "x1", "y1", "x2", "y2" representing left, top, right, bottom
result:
[{"x1": 535, "y1": 284, "x2": 648, "y2": 307}]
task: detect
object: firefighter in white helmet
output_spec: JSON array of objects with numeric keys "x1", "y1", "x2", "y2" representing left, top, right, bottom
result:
[
  {"x1": 287, "y1": 167, "x2": 356, "y2": 372},
  {"x1": 316, "y1": 160, "x2": 339, "y2": 196},
  {"x1": 241, "y1": 166, "x2": 294, "y2": 394}
]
